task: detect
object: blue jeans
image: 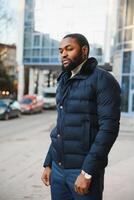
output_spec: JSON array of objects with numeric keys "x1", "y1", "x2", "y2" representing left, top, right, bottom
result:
[{"x1": 50, "y1": 161, "x2": 104, "y2": 200}]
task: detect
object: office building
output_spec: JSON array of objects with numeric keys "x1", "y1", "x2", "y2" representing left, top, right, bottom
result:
[
  {"x1": 112, "y1": 0, "x2": 134, "y2": 115},
  {"x1": 17, "y1": 0, "x2": 107, "y2": 99}
]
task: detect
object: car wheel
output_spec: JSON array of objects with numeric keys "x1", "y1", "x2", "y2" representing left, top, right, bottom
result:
[{"x1": 4, "y1": 113, "x2": 9, "y2": 120}]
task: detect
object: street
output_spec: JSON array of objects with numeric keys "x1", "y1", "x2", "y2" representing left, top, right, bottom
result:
[
  {"x1": 0, "y1": 111, "x2": 134, "y2": 200},
  {"x1": 0, "y1": 111, "x2": 56, "y2": 200}
]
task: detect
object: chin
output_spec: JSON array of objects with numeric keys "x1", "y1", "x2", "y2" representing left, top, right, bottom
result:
[
  {"x1": 63, "y1": 64, "x2": 68, "y2": 69},
  {"x1": 62, "y1": 63, "x2": 69, "y2": 68}
]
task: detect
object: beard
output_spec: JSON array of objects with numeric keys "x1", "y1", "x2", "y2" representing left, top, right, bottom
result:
[{"x1": 62, "y1": 52, "x2": 84, "y2": 72}]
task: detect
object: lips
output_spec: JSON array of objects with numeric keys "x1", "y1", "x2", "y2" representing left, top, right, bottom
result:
[{"x1": 62, "y1": 59, "x2": 70, "y2": 65}]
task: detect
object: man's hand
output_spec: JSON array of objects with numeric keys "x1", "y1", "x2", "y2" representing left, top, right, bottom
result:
[
  {"x1": 74, "y1": 173, "x2": 92, "y2": 195},
  {"x1": 41, "y1": 166, "x2": 51, "y2": 186}
]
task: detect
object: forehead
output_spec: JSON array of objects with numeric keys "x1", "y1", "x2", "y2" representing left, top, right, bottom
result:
[{"x1": 59, "y1": 37, "x2": 80, "y2": 48}]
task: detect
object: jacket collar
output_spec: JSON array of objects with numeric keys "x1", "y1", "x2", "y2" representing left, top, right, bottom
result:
[
  {"x1": 79, "y1": 57, "x2": 98, "y2": 76},
  {"x1": 57, "y1": 57, "x2": 98, "y2": 81}
]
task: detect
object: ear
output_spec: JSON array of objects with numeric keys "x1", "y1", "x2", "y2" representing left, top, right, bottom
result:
[{"x1": 82, "y1": 45, "x2": 88, "y2": 58}]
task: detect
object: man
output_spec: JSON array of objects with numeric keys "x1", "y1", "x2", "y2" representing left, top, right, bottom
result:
[{"x1": 41, "y1": 33, "x2": 121, "y2": 200}]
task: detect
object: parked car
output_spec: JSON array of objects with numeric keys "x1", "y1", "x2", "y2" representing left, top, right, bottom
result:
[
  {"x1": 0, "y1": 99, "x2": 21, "y2": 120},
  {"x1": 43, "y1": 87, "x2": 56, "y2": 109},
  {"x1": 20, "y1": 95, "x2": 44, "y2": 114}
]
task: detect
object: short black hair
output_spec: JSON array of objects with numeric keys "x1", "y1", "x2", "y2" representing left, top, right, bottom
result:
[{"x1": 63, "y1": 33, "x2": 90, "y2": 56}]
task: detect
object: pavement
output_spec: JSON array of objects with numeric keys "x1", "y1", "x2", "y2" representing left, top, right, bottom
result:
[
  {"x1": 103, "y1": 116, "x2": 134, "y2": 200},
  {"x1": 0, "y1": 112, "x2": 134, "y2": 200}
]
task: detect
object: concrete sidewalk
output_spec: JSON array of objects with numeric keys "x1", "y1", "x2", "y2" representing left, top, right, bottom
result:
[
  {"x1": 0, "y1": 114, "x2": 133, "y2": 200},
  {"x1": 120, "y1": 115, "x2": 134, "y2": 134},
  {"x1": 103, "y1": 116, "x2": 134, "y2": 200}
]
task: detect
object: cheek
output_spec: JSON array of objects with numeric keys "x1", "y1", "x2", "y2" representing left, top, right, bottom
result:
[
  {"x1": 73, "y1": 52, "x2": 83, "y2": 62},
  {"x1": 69, "y1": 51, "x2": 81, "y2": 61}
]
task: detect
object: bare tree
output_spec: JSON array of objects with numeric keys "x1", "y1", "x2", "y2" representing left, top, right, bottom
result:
[{"x1": 0, "y1": 0, "x2": 16, "y2": 44}]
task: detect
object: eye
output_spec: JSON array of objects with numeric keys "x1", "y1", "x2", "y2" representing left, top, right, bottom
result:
[{"x1": 67, "y1": 47, "x2": 73, "y2": 51}]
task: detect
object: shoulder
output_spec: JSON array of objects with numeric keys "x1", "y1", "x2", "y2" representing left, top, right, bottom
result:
[
  {"x1": 96, "y1": 67, "x2": 119, "y2": 83},
  {"x1": 90, "y1": 67, "x2": 121, "y2": 92}
]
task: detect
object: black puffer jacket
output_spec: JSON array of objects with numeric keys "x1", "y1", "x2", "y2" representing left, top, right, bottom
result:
[{"x1": 44, "y1": 57, "x2": 121, "y2": 176}]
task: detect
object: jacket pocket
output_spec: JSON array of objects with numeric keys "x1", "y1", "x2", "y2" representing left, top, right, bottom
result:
[{"x1": 83, "y1": 120, "x2": 91, "y2": 151}]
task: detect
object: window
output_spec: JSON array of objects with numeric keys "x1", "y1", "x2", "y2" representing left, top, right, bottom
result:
[
  {"x1": 23, "y1": 49, "x2": 31, "y2": 57},
  {"x1": 24, "y1": 34, "x2": 32, "y2": 47},
  {"x1": 132, "y1": 94, "x2": 134, "y2": 111},
  {"x1": 32, "y1": 58, "x2": 40, "y2": 63},
  {"x1": 34, "y1": 35, "x2": 40, "y2": 46},
  {"x1": 125, "y1": 0, "x2": 134, "y2": 26},
  {"x1": 51, "y1": 49, "x2": 58, "y2": 56},
  {"x1": 117, "y1": 30, "x2": 123, "y2": 44},
  {"x1": 131, "y1": 52, "x2": 134, "y2": 73},
  {"x1": 26, "y1": 0, "x2": 33, "y2": 7},
  {"x1": 122, "y1": 51, "x2": 131, "y2": 73},
  {"x1": 41, "y1": 49, "x2": 50, "y2": 57},
  {"x1": 121, "y1": 76, "x2": 130, "y2": 112},
  {"x1": 96, "y1": 48, "x2": 103, "y2": 56},
  {"x1": 23, "y1": 58, "x2": 31, "y2": 63},
  {"x1": 97, "y1": 56, "x2": 102, "y2": 63},
  {"x1": 50, "y1": 58, "x2": 59, "y2": 63},
  {"x1": 25, "y1": 11, "x2": 33, "y2": 21},
  {"x1": 117, "y1": 44, "x2": 123, "y2": 50},
  {"x1": 41, "y1": 58, "x2": 49, "y2": 63},
  {"x1": 124, "y1": 28, "x2": 132, "y2": 41},
  {"x1": 42, "y1": 35, "x2": 50, "y2": 47},
  {"x1": 24, "y1": 27, "x2": 33, "y2": 33},
  {"x1": 24, "y1": 21, "x2": 33, "y2": 27},
  {"x1": 117, "y1": 0, "x2": 126, "y2": 28},
  {"x1": 51, "y1": 40, "x2": 59, "y2": 47},
  {"x1": 123, "y1": 43, "x2": 132, "y2": 49},
  {"x1": 32, "y1": 49, "x2": 40, "y2": 57},
  {"x1": 131, "y1": 76, "x2": 134, "y2": 89}
]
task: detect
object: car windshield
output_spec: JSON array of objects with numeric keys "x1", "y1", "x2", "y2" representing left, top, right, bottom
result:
[
  {"x1": 0, "y1": 100, "x2": 7, "y2": 107},
  {"x1": 21, "y1": 98, "x2": 32, "y2": 104},
  {"x1": 43, "y1": 93, "x2": 56, "y2": 98}
]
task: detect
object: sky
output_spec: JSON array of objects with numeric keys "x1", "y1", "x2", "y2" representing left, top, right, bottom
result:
[
  {"x1": 1, "y1": 0, "x2": 108, "y2": 47},
  {"x1": 35, "y1": 0, "x2": 108, "y2": 46}
]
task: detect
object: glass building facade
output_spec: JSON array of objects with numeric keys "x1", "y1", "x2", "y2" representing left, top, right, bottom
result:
[
  {"x1": 21, "y1": 0, "x2": 106, "y2": 95},
  {"x1": 113, "y1": 0, "x2": 134, "y2": 115},
  {"x1": 23, "y1": 0, "x2": 60, "y2": 66},
  {"x1": 23, "y1": 0, "x2": 105, "y2": 67}
]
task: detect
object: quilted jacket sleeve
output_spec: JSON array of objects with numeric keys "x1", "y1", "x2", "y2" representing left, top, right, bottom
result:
[
  {"x1": 43, "y1": 143, "x2": 52, "y2": 168},
  {"x1": 82, "y1": 70, "x2": 121, "y2": 176}
]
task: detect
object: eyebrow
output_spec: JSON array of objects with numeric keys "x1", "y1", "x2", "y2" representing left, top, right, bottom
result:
[{"x1": 59, "y1": 44, "x2": 72, "y2": 51}]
